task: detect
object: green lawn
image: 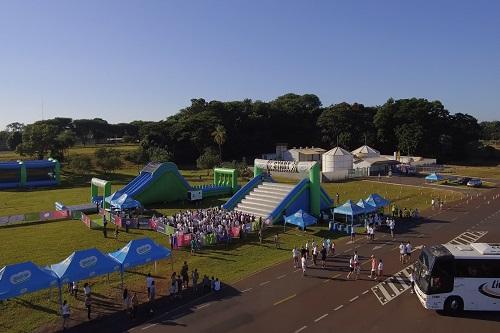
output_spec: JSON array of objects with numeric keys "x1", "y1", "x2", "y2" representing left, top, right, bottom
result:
[
  {"x1": 0, "y1": 170, "x2": 465, "y2": 332},
  {"x1": 442, "y1": 165, "x2": 500, "y2": 180}
]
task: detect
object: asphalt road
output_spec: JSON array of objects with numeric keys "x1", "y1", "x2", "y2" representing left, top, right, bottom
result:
[{"x1": 128, "y1": 186, "x2": 500, "y2": 333}]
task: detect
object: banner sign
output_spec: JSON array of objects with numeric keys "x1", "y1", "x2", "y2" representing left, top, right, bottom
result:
[
  {"x1": 81, "y1": 213, "x2": 92, "y2": 229},
  {"x1": 0, "y1": 216, "x2": 9, "y2": 226}
]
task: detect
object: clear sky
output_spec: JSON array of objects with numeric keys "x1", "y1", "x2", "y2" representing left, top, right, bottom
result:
[{"x1": 1, "y1": 0, "x2": 499, "y2": 129}]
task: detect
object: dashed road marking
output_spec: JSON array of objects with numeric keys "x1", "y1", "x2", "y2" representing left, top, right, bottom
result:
[
  {"x1": 362, "y1": 290, "x2": 369, "y2": 295},
  {"x1": 274, "y1": 294, "x2": 297, "y2": 306},
  {"x1": 294, "y1": 325, "x2": 307, "y2": 333},
  {"x1": 349, "y1": 296, "x2": 359, "y2": 302},
  {"x1": 314, "y1": 313, "x2": 328, "y2": 322},
  {"x1": 195, "y1": 303, "x2": 211, "y2": 310},
  {"x1": 334, "y1": 305, "x2": 344, "y2": 311},
  {"x1": 241, "y1": 288, "x2": 252, "y2": 293},
  {"x1": 142, "y1": 323, "x2": 157, "y2": 330},
  {"x1": 276, "y1": 274, "x2": 287, "y2": 279},
  {"x1": 259, "y1": 281, "x2": 271, "y2": 286}
]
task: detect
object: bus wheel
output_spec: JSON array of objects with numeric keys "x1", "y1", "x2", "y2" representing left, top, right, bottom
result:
[{"x1": 444, "y1": 296, "x2": 463, "y2": 315}]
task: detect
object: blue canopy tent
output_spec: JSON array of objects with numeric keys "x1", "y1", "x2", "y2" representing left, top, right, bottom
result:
[
  {"x1": 51, "y1": 248, "x2": 121, "y2": 284},
  {"x1": 356, "y1": 199, "x2": 377, "y2": 214},
  {"x1": 284, "y1": 210, "x2": 318, "y2": 230},
  {"x1": 0, "y1": 261, "x2": 59, "y2": 301},
  {"x1": 425, "y1": 173, "x2": 443, "y2": 182},
  {"x1": 333, "y1": 200, "x2": 366, "y2": 227},
  {"x1": 109, "y1": 238, "x2": 171, "y2": 288},
  {"x1": 365, "y1": 193, "x2": 390, "y2": 209}
]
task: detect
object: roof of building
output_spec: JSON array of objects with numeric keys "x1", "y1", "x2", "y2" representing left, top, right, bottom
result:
[
  {"x1": 351, "y1": 145, "x2": 380, "y2": 156},
  {"x1": 353, "y1": 157, "x2": 400, "y2": 166},
  {"x1": 323, "y1": 146, "x2": 352, "y2": 156},
  {"x1": 288, "y1": 147, "x2": 326, "y2": 155}
]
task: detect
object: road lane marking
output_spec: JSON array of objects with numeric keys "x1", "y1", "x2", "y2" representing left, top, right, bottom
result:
[
  {"x1": 343, "y1": 248, "x2": 353, "y2": 253},
  {"x1": 294, "y1": 326, "x2": 307, "y2": 333},
  {"x1": 276, "y1": 274, "x2": 287, "y2": 279},
  {"x1": 334, "y1": 305, "x2": 344, "y2": 311},
  {"x1": 260, "y1": 281, "x2": 271, "y2": 286},
  {"x1": 142, "y1": 324, "x2": 157, "y2": 330},
  {"x1": 349, "y1": 296, "x2": 359, "y2": 302},
  {"x1": 314, "y1": 314, "x2": 328, "y2": 322},
  {"x1": 451, "y1": 217, "x2": 458, "y2": 221},
  {"x1": 362, "y1": 290, "x2": 369, "y2": 295},
  {"x1": 274, "y1": 294, "x2": 297, "y2": 306},
  {"x1": 241, "y1": 288, "x2": 252, "y2": 293},
  {"x1": 195, "y1": 303, "x2": 211, "y2": 310}
]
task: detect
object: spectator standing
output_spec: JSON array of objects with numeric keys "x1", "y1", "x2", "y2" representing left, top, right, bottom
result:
[
  {"x1": 405, "y1": 242, "x2": 413, "y2": 263},
  {"x1": 85, "y1": 295, "x2": 92, "y2": 320},
  {"x1": 335, "y1": 192, "x2": 340, "y2": 205},
  {"x1": 301, "y1": 255, "x2": 307, "y2": 276},
  {"x1": 214, "y1": 278, "x2": 221, "y2": 292},
  {"x1": 123, "y1": 288, "x2": 129, "y2": 309},
  {"x1": 62, "y1": 300, "x2": 70, "y2": 331},
  {"x1": 292, "y1": 247, "x2": 299, "y2": 268},
  {"x1": 347, "y1": 256, "x2": 355, "y2": 280},
  {"x1": 389, "y1": 219, "x2": 395, "y2": 239},
  {"x1": 125, "y1": 219, "x2": 130, "y2": 233},
  {"x1": 149, "y1": 281, "x2": 156, "y2": 313},
  {"x1": 181, "y1": 261, "x2": 189, "y2": 288},
  {"x1": 72, "y1": 281, "x2": 78, "y2": 299},
  {"x1": 369, "y1": 255, "x2": 377, "y2": 279},
  {"x1": 83, "y1": 282, "x2": 91, "y2": 298},
  {"x1": 131, "y1": 292, "x2": 138, "y2": 319},
  {"x1": 320, "y1": 246, "x2": 327, "y2": 269},
  {"x1": 114, "y1": 224, "x2": 119, "y2": 239},
  {"x1": 399, "y1": 242, "x2": 406, "y2": 264},
  {"x1": 192, "y1": 268, "x2": 199, "y2": 293},
  {"x1": 312, "y1": 244, "x2": 318, "y2": 266},
  {"x1": 102, "y1": 215, "x2": 108, "y2": 238},
  {"x1": 377, "y1": 259, "x2": 384, "y2": 280},
  {"x1": 146, "y1": 273, "x2": 154, "y2": 299},
  {"x1": 274, "y1": 233, "x2": 280, "y2": 249}
]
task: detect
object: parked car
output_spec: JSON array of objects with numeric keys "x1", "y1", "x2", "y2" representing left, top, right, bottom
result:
[
  {"x1": 455, "y1": 177, "x2": 471, "y2": 185},
  {"x1": 466, "y1": 178, "x2": 482, "y2": 187}
]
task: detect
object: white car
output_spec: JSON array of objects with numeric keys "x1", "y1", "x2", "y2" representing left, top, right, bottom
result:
[{"x1": 466, "y1": 179, "x2": 482, "y2": 187}]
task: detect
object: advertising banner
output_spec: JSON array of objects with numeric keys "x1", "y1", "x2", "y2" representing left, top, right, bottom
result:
[
  {"x1": 81, "y1": 213, "x2": 92, "y2": 228},
  {"x1": 8, "y1": 215, "x2": 24, "y2": 224},
  {"x1": 0, "y1": 216, "x2": 9, "y2": 226},
  {"x1": 24, "y1": 212, "x2": 40, "y2": 221}
]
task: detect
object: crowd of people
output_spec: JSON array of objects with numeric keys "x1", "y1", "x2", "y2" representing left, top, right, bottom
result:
[{"x1": 152, "y1": 207, "x2": 260, "y2": 251}]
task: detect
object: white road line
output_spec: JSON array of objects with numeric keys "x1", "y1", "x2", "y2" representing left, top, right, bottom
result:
[
  {"x1": 142, "y1": 324, "x2": 157, "y2": 330},
  {"x1": 395, "y1": 276, "x2": 409, "y2": 288},
  {"x1": 276, "y1": 274, "x2": 287, "y2": 279},
  {"x1": 260, "y1": 281, "x2": 271, "y2": 286},
  {"x1": 343, "y1": 248, "x2": 353, "y2": 253},
  {"x1": 241, "y1": 288, "x2": 252, "y2": 293},
  {"x1": 349, "y1": 296, "x2": 359, "y2": 302},
  {"x1": 294, "y1": 325, "x2": 308, "y2": 333},
  {"x1": 195, "y1": 303, "x2": 211, "y2": 310},
  {"x1": 362, "y1": 290, "x2": 369, "y2": 295},
  {"x1": 314, "y1": 313, "x2": 329, "y2": 322},
  {"x1": 332, "y1": 273, "x2": 342, "y2": 279},
  {"x1": 377, "y1": 284, "x2": 393, "y2": 301},
  {"x1": 334, "y1": 305, "x2": 344, "y2": 311},
  {"x1": 451, "y1": 217, "x2": 458, "y2": 221},
  {"x1": 386, "y1": 282, "x2": 400, "y2": 295}
]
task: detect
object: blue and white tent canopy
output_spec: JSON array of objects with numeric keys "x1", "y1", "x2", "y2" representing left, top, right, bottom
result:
[
  {"x1": 356, "y1": 199, "x2": 377, "y2": 213},
  {"x1": 0, "y1": 261, "x2": 59, "y2": 301},
  {"x1": 425, "y1": 173, "x2": 443, "y2": 182},
  {"x1": 284, "y1": 209, "x2": 318, "y2": 230},
  {"x1": 333, "y1": 200, "x2": 366, "y2": 216},
  {"x1": 365, "y1": 193, "x2": 390, "y2": 208},
  {"x1": 51, "y1": 248, "x2": 121, "y2": 283},
  {"x1": 108, "y1": 238, "x2": 171, "y2": 270}
]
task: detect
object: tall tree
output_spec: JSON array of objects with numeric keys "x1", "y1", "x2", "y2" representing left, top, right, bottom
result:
[{"x1": 211, "y1": 124, "x2": 227, "y2": 158}]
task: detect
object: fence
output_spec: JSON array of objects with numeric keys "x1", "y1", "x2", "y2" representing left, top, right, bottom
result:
[{"x1": 0, "y1": 210, "x2": 70, "y2": 227}]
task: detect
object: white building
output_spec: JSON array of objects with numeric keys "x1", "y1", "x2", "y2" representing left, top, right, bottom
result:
[
  {"x1": 262, "y1": 144, "x2": 326, "y2": 163},
  {"x1": 321, "y1": 146, "x2": 353, "y2": 181}
]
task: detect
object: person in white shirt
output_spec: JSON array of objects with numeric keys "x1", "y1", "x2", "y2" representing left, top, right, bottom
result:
[
  {"x1": 146, "y1": 273, "x2": 154, "y2": 299},
  {"x1": 62, "y1": 300, "x2": 70, "y2": 330},
  {"x1": 389, "y1": 219, "x2": 395, "y2": 239},
  {"x1": 347, "y1": 256, "x2": 355, "y2": 279},
  {"x1": 83, "y1": 282, "x2": 91, "y2": 298},
  {"x1": 399, "y1": 242, "x2": 406, "y2": 264},
  {"x1": 377, "y1": 259, "x2": 384, "y2": 280},
  {"x1": 292, "y1": 247, "x2": 299, "y2": 268},
  {"x1": 405, "y1": 242, "x2": 413, "y2": 263},
  {"x1": 214, "y1": 278, "x2": 221, "y2": 291},
  {"x1": 301, "y1": 256, "x2": 307, "y2": 276}
]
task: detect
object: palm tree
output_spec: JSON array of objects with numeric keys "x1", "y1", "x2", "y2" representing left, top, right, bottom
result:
[{"x1": 211, "y1": 125, "x2": 226, "y2": 158}]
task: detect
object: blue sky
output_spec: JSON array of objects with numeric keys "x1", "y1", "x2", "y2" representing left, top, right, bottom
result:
[{"x1": 0, "y1": 0, "x2": 499, "y2": 129}]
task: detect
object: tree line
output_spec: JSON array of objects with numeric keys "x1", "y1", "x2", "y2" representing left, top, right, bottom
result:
[{"x1": 0, "y1": 94, "x2": 498, "y2": 164}]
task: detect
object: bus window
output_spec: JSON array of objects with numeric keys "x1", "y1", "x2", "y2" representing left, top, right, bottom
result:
[{"x1": 429, "y1": 257, "x2": 454, "y2": 294}]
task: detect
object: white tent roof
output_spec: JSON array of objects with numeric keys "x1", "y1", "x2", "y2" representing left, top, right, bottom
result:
[
  {"x1": 323, "y1": 146, "x2": 352, "y2": 156},
  {"x1": 351, "y1": 145, "x2": 380, "y2": 156}
]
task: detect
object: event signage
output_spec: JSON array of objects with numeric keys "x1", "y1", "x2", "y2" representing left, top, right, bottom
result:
[
  {"x1": 9, "y1": 270, "x2": 31, "y2": 285},
  {"x1": 136, "y1": 244, "x2": 152, "y2": 255},
  {"x1": 79, "y1": 256, "x2": 98, "y2": 269}
]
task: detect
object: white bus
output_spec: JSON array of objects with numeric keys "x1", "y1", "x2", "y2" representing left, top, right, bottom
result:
[{"x1": 414, "y1": 242, "x2": 500, "y2": 314}]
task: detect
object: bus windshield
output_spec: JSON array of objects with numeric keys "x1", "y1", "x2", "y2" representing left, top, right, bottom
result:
[{"x1": 415, "y1": 251, "x2": 431, "y2": 293}]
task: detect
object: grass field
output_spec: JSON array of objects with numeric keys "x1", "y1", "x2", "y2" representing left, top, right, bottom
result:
[
  {"x1": 442, "y1": 165, "x2": 500, "y2": 180},
  {"x1": 0, "y1": 145, "x2": 468, "y2": 332}
]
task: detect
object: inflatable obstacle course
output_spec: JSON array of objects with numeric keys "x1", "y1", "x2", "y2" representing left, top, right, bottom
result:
[
  {"x1": 224, "y1": 159, "x2": 332, "y2": 223},
  {"x1": 106, "y1": 162, "x2": 238, "y2": 210},
  {"x1": 0, "y1": 159, "x2": 60, "y2": 189}
]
